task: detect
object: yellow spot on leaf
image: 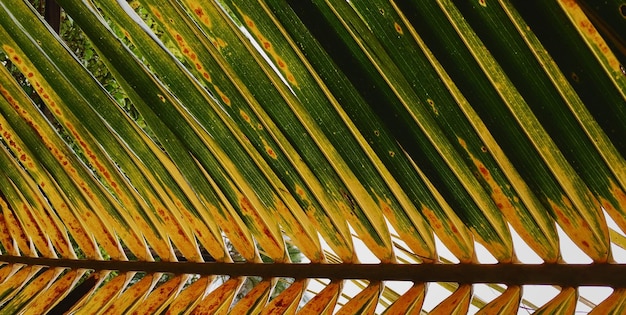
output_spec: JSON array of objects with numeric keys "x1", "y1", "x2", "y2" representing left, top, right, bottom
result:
[
  {"x1": 240, "y1": 109, "x2": 252, "y2": 125},
  {"x1": 237, "y1": 11, "x2": 299, "y2": 88},
  {"x1": 215, "y1": 37, "x2": 227, "y2": 49},
  {"x1": 427, "y1": 99, "x2": 438, "y2": 115},
  {"x1": 215, "y1": 86, "x2": 230, "y2": 106},
  {"x1": 559, "y1": 0, "x2": 622, "y2": 74},
  {"x1": 479, "y1": 0, "x2": 487, "y2": 7},
  {"x1": 458, "y1": 137, "x2": 516, "y2": 219},
  {"x1": 150, "y1": 7, "x2": 163, "y2": 21},
  {"x1": 394, "y1": 22, "x2": 403, "y2": 35},
  {"x1": 190, "y1": 3, "x2": 212, "y2": 28},
  {"x1": 295, "y1": 185, "x2": 306, "y2": 198},
  {"x1": 261, "y1": 138, "x2": 278, "y2": 159}
]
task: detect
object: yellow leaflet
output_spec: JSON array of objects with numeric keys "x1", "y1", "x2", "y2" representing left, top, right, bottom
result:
[
  {"x1": 192, "y1": 158, "x2": 258, "y2": 262},
  {"x1": 229, "y1": 279, "x2": 273, "y2": 315},
  {"x1": 1, "y1": 46, "x2": 127, "y2": 260},
  {"x1": 274, "y1": 198, "x2": 324, "y2": 262},
  {"x1": 236, "y1": 190, "x2": 285, "y2": 262},
  {"x1": 458, "y1": 137, "x2": 557, "y2": 261},
  {"x1": 336, "y1": 282, "x2": 382, "y2": 315},
  {"x1": 104, "y1": 273, "x2": 158, "y2": 314},
  {"x1": 429, "y1": 284, "x2": 472, "y2": 315},
  {"x1": 298, "y1": 281, "x2": 342, "y2": 315},
  {"x1": 384, "y1": 283, "x2": 426, "y2": 315},
  {"x1": 22, "y1": 269, "x2": 86, "y2": 315},
  {"x1": 73, "y1": 272, "x2": 133, "y2": 315},
  {"x1": 2, "y1": 268, "x2": 63, "y2": 312},
  {"x1": 192, "y1": 277, "x2": 243, "y2": 314},
  {"x1": 558, "y1": 0, "x2": 623, "y2": 79},
  {"x1": 378, "y1": 196, "x2": 435, "y2": 262},
  {"x1": 0, "y1": 266, "x2": 42, "y2": 306},
  {"x1": 133, "y1": 274, "x2": 189, "y2": 314},
  {"x1": 589, "y1": 288, "x2": 626, "y2": 315},
  {"x1": 0, "y1": 197, "x2": 30, "y2": 255},
  {"x1": 532, "y1": 287, "x2": 577, "y2": 315},
  {"x1": 261, "y1": 279, "x2": 307, "y2": 315},
  {"x1": 476, "y1": 286, "x2": 521, "y2": 315},
  {"x1": 7, "y1": 188, "x2": 56, "y2": 258},
  {"x1": 0, "y1": 209, "x2": 17, "y2": 255},
  {"x1": 166, "y1": 276, "x2": 214, "y2": 315},
  {"x1": 548, "y1": 197, "x2": 608, "y2": 262}
]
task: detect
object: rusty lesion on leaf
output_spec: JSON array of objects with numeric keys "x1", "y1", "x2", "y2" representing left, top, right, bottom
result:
[
  {"x1": 236, "y1": 10, "x2": 299, "y2": 88},
  {"x1": 261, "y1": 138, "x2": 278, "y2": 159},
  {"x1": 394, "y1": 22, "x2": 403, "y2": 35},
  {"x1": 458, "y1": 138, "x2": 516, "y2": 219}
]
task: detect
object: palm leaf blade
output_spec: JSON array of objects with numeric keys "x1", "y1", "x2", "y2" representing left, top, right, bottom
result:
[{"x1": 1, "y1": 0, "x2": 625, "y2": 313}]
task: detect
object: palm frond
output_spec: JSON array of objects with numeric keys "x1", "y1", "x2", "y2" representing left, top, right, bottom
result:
[{"x1": 1, "y1": 0, "x2": 625, "y2": 313}]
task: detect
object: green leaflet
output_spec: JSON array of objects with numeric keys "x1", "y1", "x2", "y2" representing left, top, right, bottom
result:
[
  {"x1": 56, "y1": 0, "x2": 293, "y2": 262},
  {"x1": 221, "y1": 0, "x2": 439, "y2": 261},
  {"x1": 499, "y1": 0, "x2": 626, "y2": 254},
  {"x1": 261, "y1": 0, "x2": 475, "y2": 262},
  {"x1": 0, "y1": 1, "x2": 198, "y2": 261},
  {"x1": 0, "y1": 43, "x2": 125, "y2": 260},
  {"x1": 97, "y1": 0, "x2": 323, "y2": 262},
  {"x1": 509, "y1": 0, "x2": 626, "y2": 233},
  {"x1": 283, "y1": 0, "x2": 515, "y2": 261},
  {"x1": 348, "y1": 0, "x2": 558, "y2": 262},
  {"x1": 438, "y1": 0, "x2": 610, "y2": 261},
  {"x1": 147, "y1": 0, "x2": 357, "y2": 262},
  {"x1": 176, "y1": 0, "x2": 395, "y2": 261}
]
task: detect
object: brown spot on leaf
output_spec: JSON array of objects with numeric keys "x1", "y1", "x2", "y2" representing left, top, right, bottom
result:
[
  {"x1": 240, "y1": 110, "x2": 250, "y2": 123},
  {"x1": 287, "y1": 74, "x2": 296, "y2": 85},
  {"x1": 266, "y1": 147, "x2": 277, "y2": 159},
  {"x1": 394, "y1": 22, "x2": 403, "y2": 35},
  {"x1": 297, "y1": 187, "x2": 305, "y2": 197},
  {"x1": 220, "y1": 93, "x2": 230, "y2": 105},
  {"x1": 478, "y1": 165, "x2": 489, "y2": 178}
]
